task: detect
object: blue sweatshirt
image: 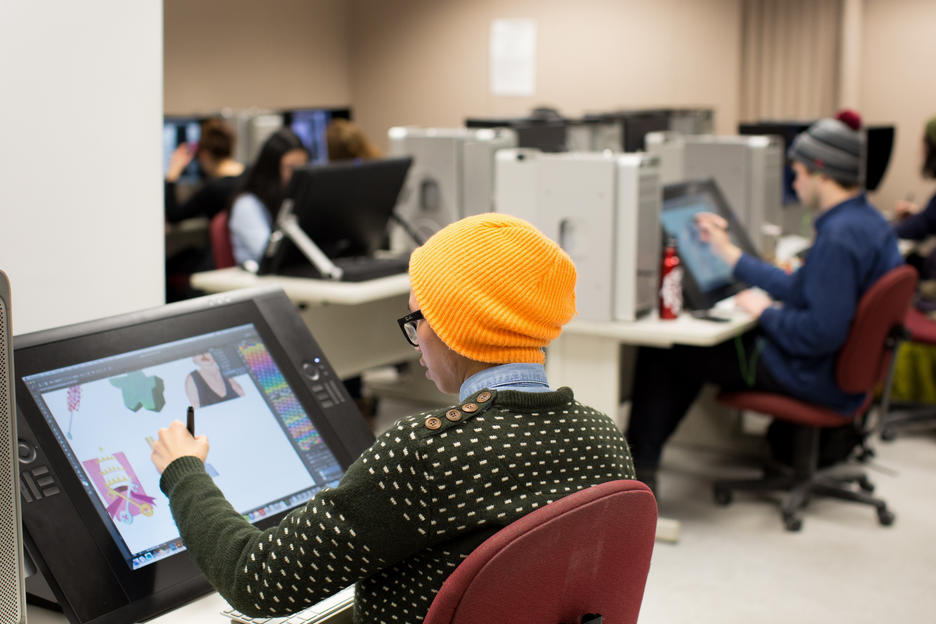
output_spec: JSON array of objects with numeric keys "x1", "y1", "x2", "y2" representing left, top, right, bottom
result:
[
  {"x1": 733, "y1": 194, "x2": 903, "y2": 413},
  {"x1": 894, "y1": 193, "x2": 936, "y2": 241}
]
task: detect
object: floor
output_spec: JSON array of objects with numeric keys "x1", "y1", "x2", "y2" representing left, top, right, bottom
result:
[{"x1": 371, "y1": 395, "x2": 936, "y2": 623}]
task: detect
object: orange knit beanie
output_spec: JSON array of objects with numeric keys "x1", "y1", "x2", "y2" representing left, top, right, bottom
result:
[{"x1": 408, "y1": 213, "x2": 577, "y2": 364}]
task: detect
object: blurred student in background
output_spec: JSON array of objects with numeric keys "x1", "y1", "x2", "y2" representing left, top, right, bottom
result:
[
  {"x1": 326, "y1": 118, "x2": 383, "y2": 162},
  {"x1": 893, "y1": 115, "x2": 936, "y2": 279},
  {"x1": 165, "y1": 118, "x2": 244, "y2": 223},
  {"x1": 165, "y1": 118, "x2": 246, "y2": 300},
  {"x1": 229, "y1": 128, "x2": 308, "y2": 266}
]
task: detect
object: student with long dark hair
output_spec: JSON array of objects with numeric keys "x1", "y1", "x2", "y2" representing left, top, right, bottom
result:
[{"x1": 229, "y1": 128, "x2": 309, "y2": 265}]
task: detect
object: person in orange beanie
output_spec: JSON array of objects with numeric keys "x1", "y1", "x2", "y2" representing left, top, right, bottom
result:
[{"x1": 152, "y1": 212, "x2": 635, "y2": 624}]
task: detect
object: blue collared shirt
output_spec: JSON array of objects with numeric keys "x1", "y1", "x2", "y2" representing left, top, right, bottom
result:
[{"x1": 459, "y1": 362, "x2": 551, "y2": 403}]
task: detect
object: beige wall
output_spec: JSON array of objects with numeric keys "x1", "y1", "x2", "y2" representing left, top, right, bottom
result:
[
  {"x1": 860, "y1": 0, "x2": 936, "y2": 214},
  {"x1": 163, "y1": 0, "x2": 352, "y2": 114},
  {"x1": 349, "y1": 0, "x2": 742, "y2": 150}
]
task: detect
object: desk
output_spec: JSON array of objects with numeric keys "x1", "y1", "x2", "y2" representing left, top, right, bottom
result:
[
  {"x1": 27, "y1": 591, "x2": 230, "y2": 624},
  {"x1": 165, "y1": 217, "x2": 210, "y2": 259},
  {"x1": 191, "y1": 268, "x2": 414, "y2": 379},
  {"x1": 546, "y1": 310, "x2": 756, "y2": 421}
]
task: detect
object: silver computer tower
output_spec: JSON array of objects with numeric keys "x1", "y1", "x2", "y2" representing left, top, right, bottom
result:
[
  {"x1": 225, "y1": 110, "x2": 284, "y2": 166},
  {"x1": 495, "y1": 150, "x2": 661, "y2": 322},
  {"x1": 0, "y1": 271, "x2": 26, "y2": 623},
  {"x1": 647, "y1": 133, "x2": 784, "y2": 252},
  {"x1": 388, "y1": 127, "x2": 517, "y2": 250},
  {"x1": 669, "y1": 108, "x2": 715, "y2": 135}
]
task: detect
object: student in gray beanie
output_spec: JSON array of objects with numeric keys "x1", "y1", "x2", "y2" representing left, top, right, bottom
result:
[{"x1": 626, "y1": 110, "x2": 904, "y2": 495}]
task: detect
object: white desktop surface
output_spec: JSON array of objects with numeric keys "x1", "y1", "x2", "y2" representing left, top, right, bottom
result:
[
  {"x1": 191, "y1": 267, "x2": 411, "y2": 306},
  {"x1": 546, "y1": 308, "x2": 756, "y2": 419},
  {"x1": 27, "y1": 590, "x2": 253, "y2": 624},
  {"x1": 191, "y1": 269, "x2": 414, "y2": 379}
]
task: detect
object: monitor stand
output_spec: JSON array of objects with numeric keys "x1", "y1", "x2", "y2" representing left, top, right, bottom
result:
[
  {"x1": 266, "y1": 199, "x2": 345, "y2": 281},
  {"x1": 23, "y1": 550, "x2": 61, "y2": 611}
]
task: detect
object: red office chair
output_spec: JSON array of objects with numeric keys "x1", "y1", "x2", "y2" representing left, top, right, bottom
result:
[
  {"x1": 880, "y1": 305, "x2": 936, "y2": 439},
  {"x1": 422, "y1": 480, "x2": 657, "y2": 624},
  {"x1": 210, "y1": 210, "x2": 236, "y2": 269},
  {"x1": 713, "y1": 265, "x2": 918, "y2": 531}
]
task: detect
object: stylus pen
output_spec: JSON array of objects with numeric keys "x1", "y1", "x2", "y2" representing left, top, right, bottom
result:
[{"x1": 186, "y1": 405, "x2": 195, "y2": 436}]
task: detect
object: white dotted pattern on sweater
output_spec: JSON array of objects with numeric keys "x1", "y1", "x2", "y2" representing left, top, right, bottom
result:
[{"x1": 233, "y1": 398, "x2": 633, "y2": 623}]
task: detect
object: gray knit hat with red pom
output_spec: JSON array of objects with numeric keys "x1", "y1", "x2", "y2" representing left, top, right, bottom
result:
[{"x1": 788, "y1": 110, "x2": 864, "y2": 186}]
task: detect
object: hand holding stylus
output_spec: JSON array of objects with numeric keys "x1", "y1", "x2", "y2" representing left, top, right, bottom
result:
[
  {"x1": 695, "y1": 212, "x2": 742, "y2": 268},
  {"x1": 151, "y1": 418, "x2": 209, "y2": 474}
]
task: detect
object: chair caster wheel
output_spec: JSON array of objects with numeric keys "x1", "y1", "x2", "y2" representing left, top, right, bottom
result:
[
  {"x1": 858, "y1": 476, "x2": 875, "y2": 493},
  {"x1": 783, "y1": 515, "x2": 802, "y2": 532},
  {"x1": 713, "y1": 487, "x2": 732, "y2": 506},
  {"x1": 880, "y1": 428, "x2": 896, "y2": 442},
  {"x1": 877, "y1": 507, "x2": 895, "y2": 526}
]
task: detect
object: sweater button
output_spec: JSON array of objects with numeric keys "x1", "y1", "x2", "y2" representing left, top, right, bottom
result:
[
  {"x1": 476, "y1": 391, "x2": 492, "y2": 403},
  {"x1": 425, "y1": 417, "x2": 442, "y2": 430},
  {"x1": 445, "y1": 409, "x2": 462, "y2": 422},
  {"x1": 461, "y1": 403, "x2": 479, "y2": 413}
]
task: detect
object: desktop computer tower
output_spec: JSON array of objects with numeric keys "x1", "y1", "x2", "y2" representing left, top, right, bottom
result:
[
  {"x1": 495, "y1": 150, "x2": 661, "y2": 322},
  {"x1": 0, "y1": 271, "x2": 26, "y2": 623},
  {"x1": 226, "y1": 110, "x2": 284, "y2": 166},
  {"x1": 646, "y1": 133, "x2": 783, "y2": 252},
  {"x1": 388, "y1": 127, "x2": 517, "y2": 250},
  {"x1": 669, "y1": 108, "x2": 715, "y2": 135}
]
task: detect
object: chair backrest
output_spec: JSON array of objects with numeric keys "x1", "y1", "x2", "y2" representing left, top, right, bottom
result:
[
  {"x1": 210, "y1": 210, "x2": 236, "y2": 269},
  {"x1": 422, "y1": 480, "x2": 657, "y2": 624},
  {"x1": 836, "y1": 264, "x2": 917, "y2": 393}
]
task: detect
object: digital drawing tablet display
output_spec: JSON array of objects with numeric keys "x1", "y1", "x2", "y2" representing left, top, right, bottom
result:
[
  {"x1": 13, "y1": 288, "x2": 374, "y2": 624},
  {"x1": 21, "y1": 323, "x2": 343, "y2": 571},
  {"x1": 660, "y1": 180, "x2": 760, "y2": 310}
]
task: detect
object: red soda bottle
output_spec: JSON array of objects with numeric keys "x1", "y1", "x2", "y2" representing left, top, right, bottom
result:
[{"x1": 659, "y1": 238, "x2": 683, "y2": 320}]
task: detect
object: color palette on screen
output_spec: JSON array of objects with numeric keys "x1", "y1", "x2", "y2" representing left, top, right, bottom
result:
[{"x1": 239, "y1": 341, "x2": 322, "y2": 451}]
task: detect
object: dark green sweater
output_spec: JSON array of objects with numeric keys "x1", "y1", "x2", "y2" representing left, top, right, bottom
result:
[{"x1": 160, "y1": 387, "x2": 634, "y2": 623}]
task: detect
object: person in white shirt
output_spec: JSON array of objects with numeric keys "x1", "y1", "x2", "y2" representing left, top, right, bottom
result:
[{"x1": 229, "y1": 128, "x2": 309, "y2": 265}]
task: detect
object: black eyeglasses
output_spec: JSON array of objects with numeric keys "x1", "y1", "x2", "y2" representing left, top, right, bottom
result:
[{"x1": 397, "y1": 310, "x2": 424, "y2": 347}]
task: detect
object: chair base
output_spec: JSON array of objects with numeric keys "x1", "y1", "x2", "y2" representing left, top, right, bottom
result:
[
  {"x1": 713, "y1": 463, "x2": 895, "y2": 531},
  {"x1": 881, "y1": 406, "x2": 936, "y2": 441}
]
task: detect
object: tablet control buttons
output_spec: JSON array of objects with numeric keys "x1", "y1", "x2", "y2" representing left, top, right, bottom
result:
[
  {"x1": 20, "y1": 464, "x2": 60, "y2": 503},
  {"x1": 17, "y1": 440, "x2": 36, "y2": 464},
  {"x1": 301, "y1": 361, "x2": 322, "y2": 381}
]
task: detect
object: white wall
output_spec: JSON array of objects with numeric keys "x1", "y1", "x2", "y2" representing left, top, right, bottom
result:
[
  {"x1": 350, "y1": 0, "x2": 742, "y2": 151},
  {"x1": 860, "y1": 0, "x2": 936, "y2": 214},
  {"x1": 0, "y1": 1, "x2": 164, "y2": 335},
  {"x1": 164, "y1": 0, "x2": 352, "y2": 115}
]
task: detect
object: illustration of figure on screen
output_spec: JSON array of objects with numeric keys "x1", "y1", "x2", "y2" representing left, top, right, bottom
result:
[{"x1": 185, "y1": 352, "x2": 245, "y2": 408}]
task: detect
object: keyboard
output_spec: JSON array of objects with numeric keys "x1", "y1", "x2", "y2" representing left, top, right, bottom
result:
[{"x1": 221, "y1": 584, "x2": 354, "y2": 624}]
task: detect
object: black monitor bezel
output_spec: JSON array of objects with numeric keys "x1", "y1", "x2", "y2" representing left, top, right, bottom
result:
[
  {"x1": 14, "y1": 287, "x2": 374, "y2": 624},
  {"x1": 661, "y1": 179, "x2": 762, "y2": 311}
]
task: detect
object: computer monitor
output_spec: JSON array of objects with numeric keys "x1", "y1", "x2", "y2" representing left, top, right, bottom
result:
[
  {"x1": 465, "y1": 117, "x2": 568, "y2": 153},
  {"x1": 258, "y1": 157, "x2": 413, "y2": 277},
  {"x1": 660, "y1": 179, "x2": 761, "y2": 310},
  {"x1": 620, "y1": 110, "x2": 671, "y2": 152},
  {"x1": 162, "y1": 116, "x2": 204, "y2": 182},
  {"x1": 284, "y1": 108, "x2": 352, "y2": 165},
  {"x1": 13, "y1": 287, "x2": 374, "y2": 624}
]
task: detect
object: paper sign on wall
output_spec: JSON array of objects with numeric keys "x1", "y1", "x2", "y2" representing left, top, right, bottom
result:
[{"x1": 489, "y1": 19, "x2": 537, "y2": 96}]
